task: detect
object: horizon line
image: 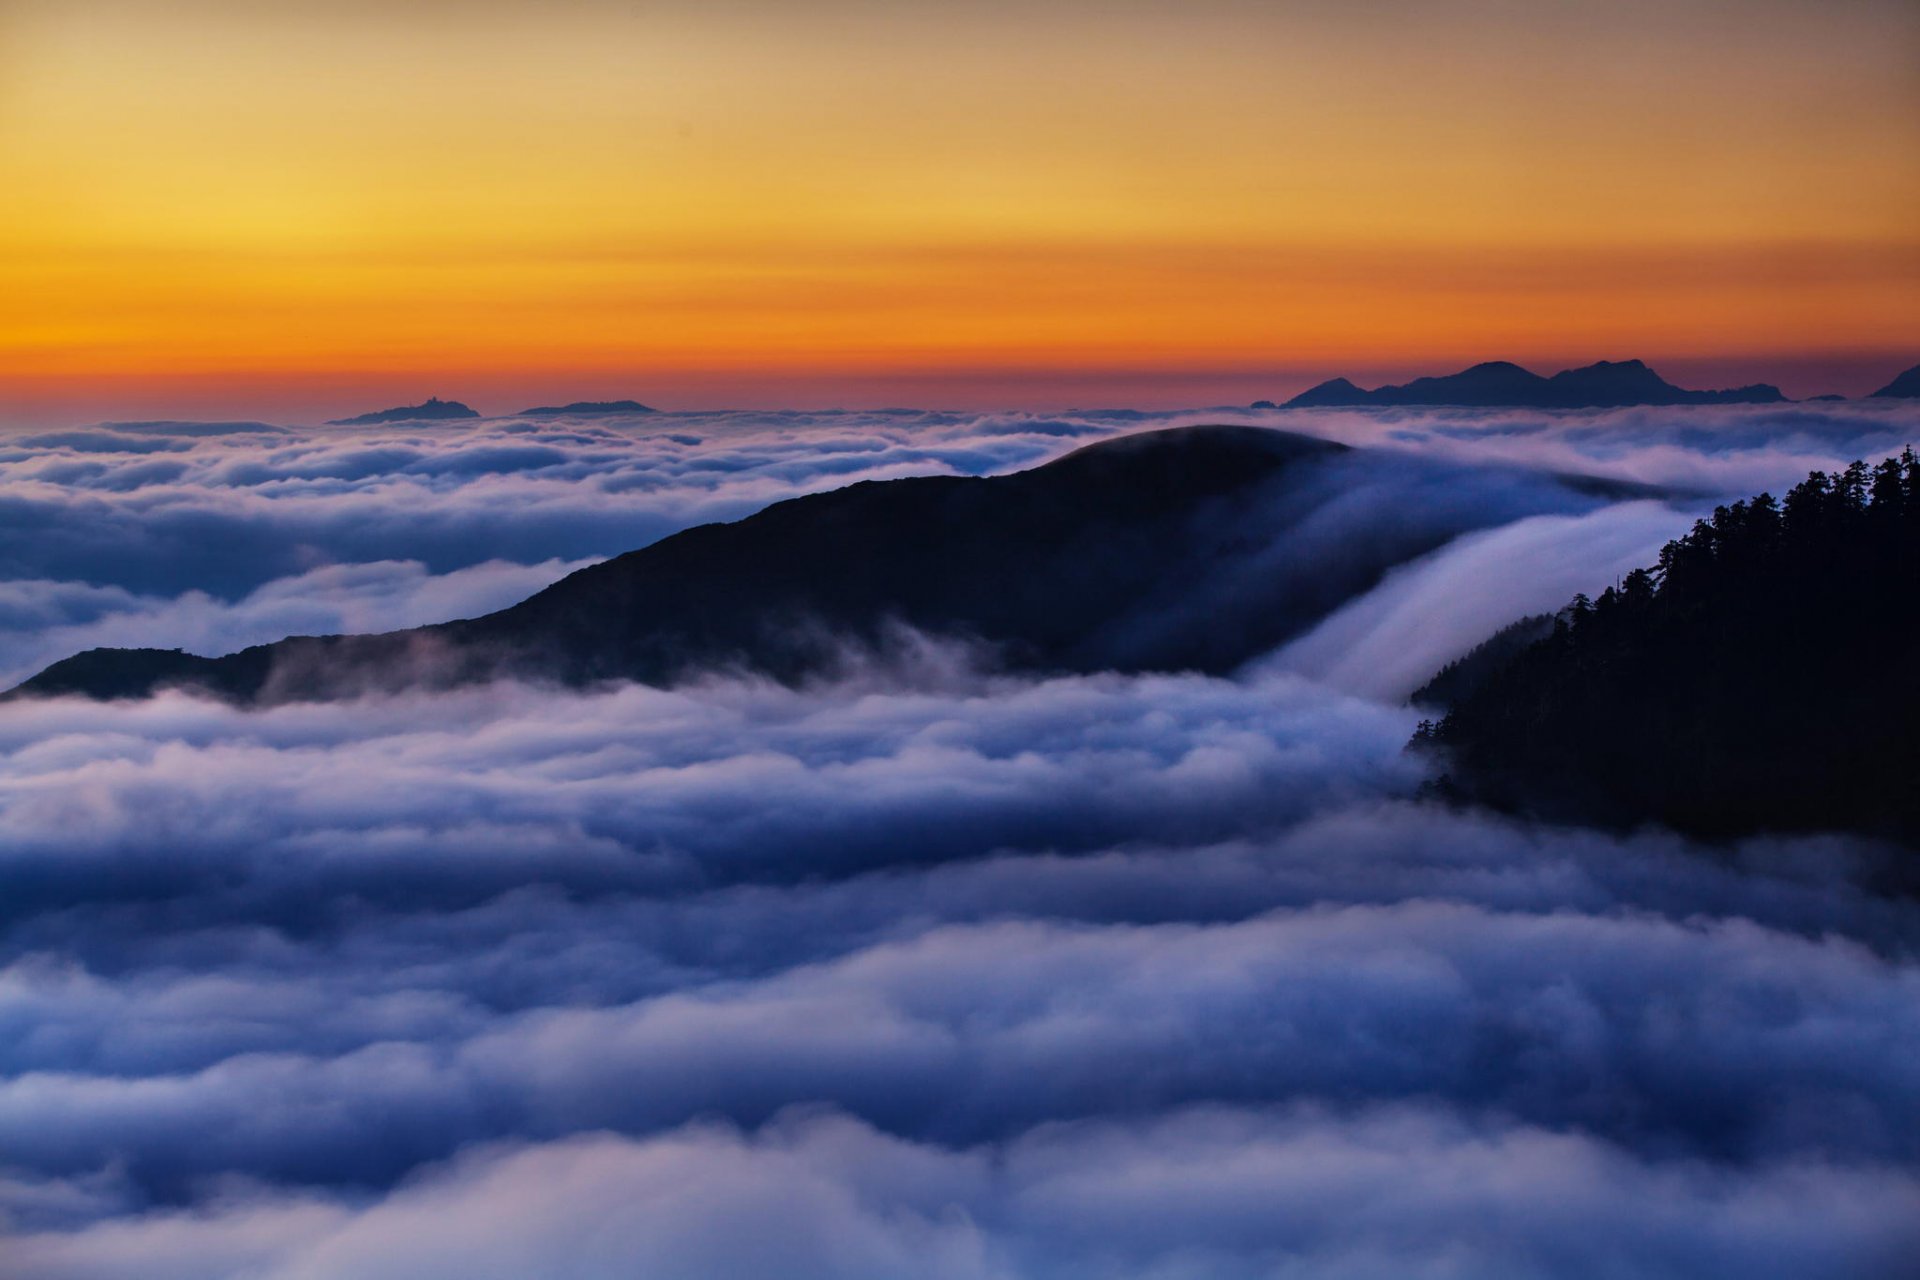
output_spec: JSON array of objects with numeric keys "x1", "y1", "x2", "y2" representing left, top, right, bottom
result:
[{"x1": 4, "y1": 349, "x2": 1916, "y2": 429}]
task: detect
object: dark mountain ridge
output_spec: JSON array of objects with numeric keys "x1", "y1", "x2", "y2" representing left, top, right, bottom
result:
[
  {"x1": 326, "y1": 397, "x2": 480, "y2": 426},
  {"x1": 1869, "y1": 363, "x2": 1920, "y2": 399},
  {"x1": 515, "y1": 400, "x2": 656, "y2": 417},
  {"x1": 1417, "y1": 449, "x2": 1920, "y2": 850},
  {"x1": 1286, "y1": 359, "x2": 1785, "y2": 409},
  {"x1": 8, "y1": 425, "x2": 1634, "y2": 706}
]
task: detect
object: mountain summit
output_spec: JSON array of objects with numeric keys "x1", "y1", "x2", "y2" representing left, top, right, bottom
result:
[
  {"x1": 1869, "y1": 363, "x2": 1920, "y2": 398},
  {"x1": 515, "y1": 400, "x2": 657, "y2": 417},
  {"x1": 326, "y1": 397, "x2": 481, "y2": 426},
  {"x1": 1285, "y1": 359, "x2": 1785, "y2": 409}
]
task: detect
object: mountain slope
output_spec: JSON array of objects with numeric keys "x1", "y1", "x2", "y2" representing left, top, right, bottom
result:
[
  {"x1": 1419, "y1": 450, "x2": 1920, "y2": 847},
  {"x1": 326, "y1": 398, "x2": 480, "y2": 425},
  {"x1": 515, "y1": 400, "x2": 656, "y2": 417},
  {"x1": 10, "y1": 425, "x2": 1627, "y2": 705},
  {"x1": 1869, "y1": 363, "x2": 1920, "y2": 398},
  {"x1": 1286, "y1": 359, "x2": 1785, "y2": 409}
]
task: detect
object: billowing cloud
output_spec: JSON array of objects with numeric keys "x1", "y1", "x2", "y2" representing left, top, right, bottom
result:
[
  {"x1": 1285, "y1": 399, "x2": 1920, "y2": 494},
  {"x1": 6, "y1": 1107, "x2": 1916, "y2": 1280},
  {"x1": 1265, "y1": 502, "x2": 1692, "y2": 699},
  {"x1": 0, "y1": 559, "x2": 603, "y2": 687},
  {"x1": 0, "y1": 400, "x2": 1909, "y2": 685},
  {"x1": 0, "y1": 410, "x2": 1120, "y2": 678},
  {"x1": 1, "y1": 402, "x2": 1917, "y2": 1277}
]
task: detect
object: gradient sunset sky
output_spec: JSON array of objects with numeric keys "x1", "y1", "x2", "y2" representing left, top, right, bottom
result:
[{"x1": 2, "y1": 0, "x2": 1916, "y2": 422}]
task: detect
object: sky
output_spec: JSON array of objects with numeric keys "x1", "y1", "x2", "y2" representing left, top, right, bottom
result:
[{"x1": 1, "y1": 0, "x2": 1916, "y2": 423}]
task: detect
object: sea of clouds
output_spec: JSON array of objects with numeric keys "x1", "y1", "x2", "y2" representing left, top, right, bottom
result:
[{"x1": 0, "y1": 400, "x2": 1916, "y2": 1278}]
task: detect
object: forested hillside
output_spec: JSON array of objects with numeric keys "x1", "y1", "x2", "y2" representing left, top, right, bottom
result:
[{"x1": 1420, "y1": 450, "x2": 1920, "y2": 847}]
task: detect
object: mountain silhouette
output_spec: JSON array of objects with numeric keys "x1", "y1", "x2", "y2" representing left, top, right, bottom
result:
[
  {"x1": 1416, "y1": 450, "x2": 1920, "y2": 853},
  {"x1": 1869, "y1": 363, "x2": 1920, "y2": 398},
  {"x1": 7, "y1": 426, "x2": 1634, "y2": 706},
  {"x1": 326, "y1": 397, "x2": 480, "y2": 426},
  {"x1": 515, "y1": 400, "x2": 656, "y2": 417},
  {"x1": 1285, "y1": 359, "x2": 1785, "y2": 409}
]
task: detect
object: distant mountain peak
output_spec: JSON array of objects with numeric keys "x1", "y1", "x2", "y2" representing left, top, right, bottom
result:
[
  {"x1": 1283, "y1": 377, "x2": 1365, "y2": 408},
  {"x1": 326, "y1": 397, "x2": 480, "y2": 426},
  {"x1": 515, "y1": 399, "x2": 657, "y2": 417},
  {"x1": 1279, "y1": 359, "x2": 1785, "y2": 410},
  {"x1": 1869, "y1": 363, "x2": 1920, "y2": 399}
]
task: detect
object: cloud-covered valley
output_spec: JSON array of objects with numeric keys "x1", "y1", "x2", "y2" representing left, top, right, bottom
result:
[{"x1": 1, "y1": 401, "x2": 1916, "y2": 1278}]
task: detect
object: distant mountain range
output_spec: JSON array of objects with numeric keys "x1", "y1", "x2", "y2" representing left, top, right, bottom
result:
[
  {"x1": 1284, "y1": 359, "x2": 1785, "y2": 409},
  {"x1": 7, "y1": 426, "x2": 1642, "y2": 706},
  {"x1": 322, "y1": 398, "x2": 659, "y2": 424},
  {"x1": 326, "y1": 397, "x2": 480, "y2": 425},
  {"x1": 314, "y1": 362, "x2": 1920, "y2": 427},
  {"x1": 515, "y1": 400, "x2": 656, "y2": 417}
]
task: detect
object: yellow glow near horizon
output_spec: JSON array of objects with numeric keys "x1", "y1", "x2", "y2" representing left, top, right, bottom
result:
[{"x1": 2, "y1": 0, "x2": 1916, "y2": 418}]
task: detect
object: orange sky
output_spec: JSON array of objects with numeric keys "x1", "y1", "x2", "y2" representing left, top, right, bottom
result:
[{"x1": 2, "y1": 0, "x2": 1916, "y2": 422}]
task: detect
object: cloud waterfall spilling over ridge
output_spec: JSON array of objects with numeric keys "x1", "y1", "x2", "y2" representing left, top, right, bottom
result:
[{"x1": 1, "y1": 402, "x2": 1917, "y2": 1278}]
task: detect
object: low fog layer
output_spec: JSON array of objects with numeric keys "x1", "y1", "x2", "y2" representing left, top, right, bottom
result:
[{"x1": 1, "y1": 402, "x2": 1916, "y2": 1278}]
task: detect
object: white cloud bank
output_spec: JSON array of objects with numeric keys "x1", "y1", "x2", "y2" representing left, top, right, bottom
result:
[{"x1": 1, "y1": 400, "x2": 1918, "y2": 1278}]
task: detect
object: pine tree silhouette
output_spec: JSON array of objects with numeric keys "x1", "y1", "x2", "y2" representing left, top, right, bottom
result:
[{"x1": 1421, "y1": 448, "x2": 1920, "y2": 852}]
